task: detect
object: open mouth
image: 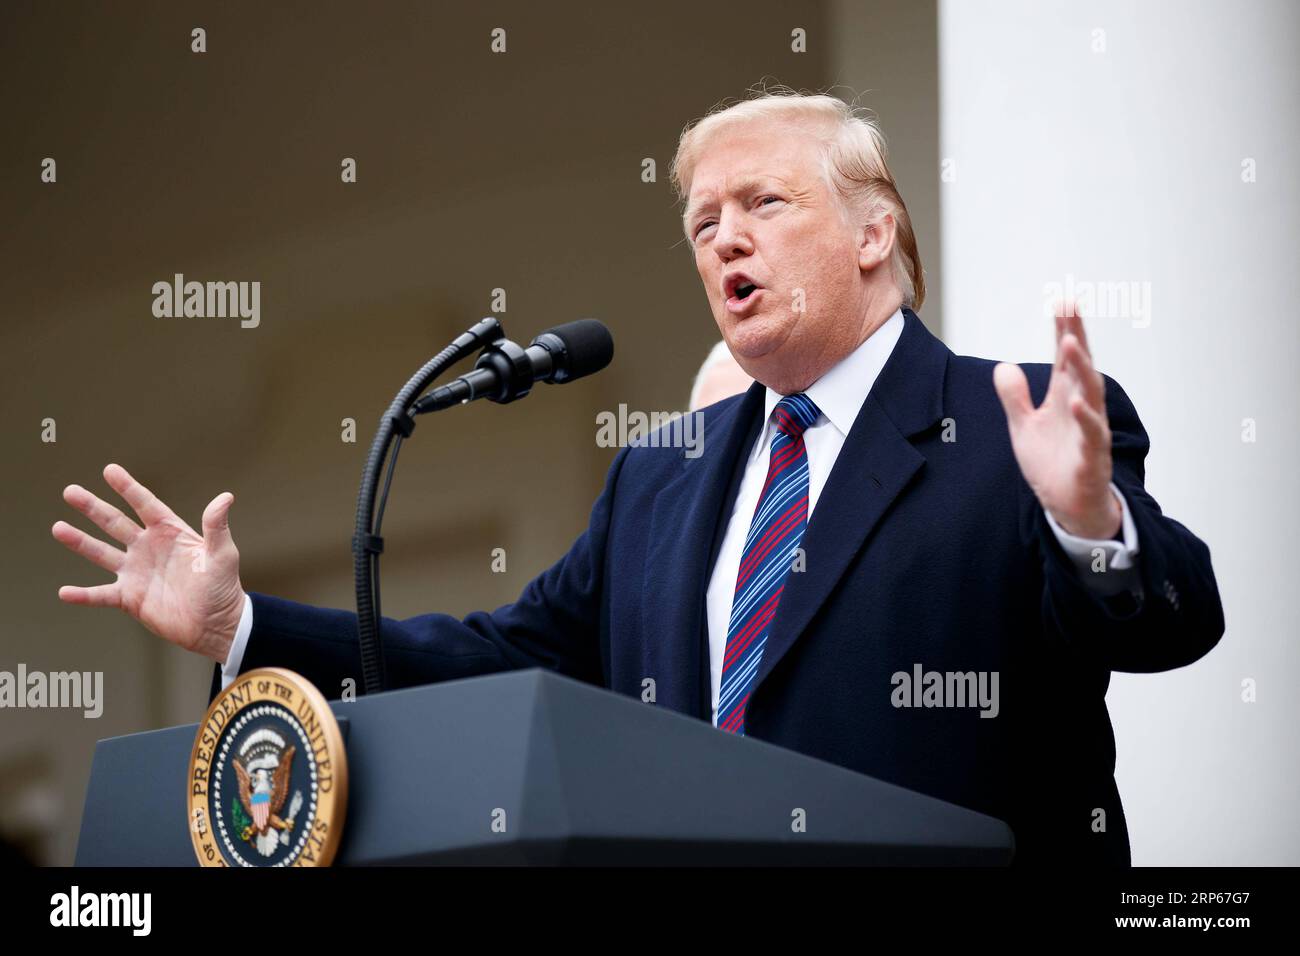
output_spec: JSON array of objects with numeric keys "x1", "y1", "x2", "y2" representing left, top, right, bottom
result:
[{"x1": 724, "y1": 273, "x2": 764, "y2": 312}]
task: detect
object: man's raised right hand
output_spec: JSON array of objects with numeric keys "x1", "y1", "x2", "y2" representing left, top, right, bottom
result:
[{"x1": 51, "y1": 463, "x2": 247, "y2": 665}]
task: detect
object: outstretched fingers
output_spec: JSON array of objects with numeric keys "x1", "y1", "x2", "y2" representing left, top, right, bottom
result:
[
  {"x1": 1054, "y1": 300, "x2": 1092, "y2": 353},
  {"x1": 62, "y1": 483, "x2": 143, "y2": 545},
  {"x1": 103, "y1": 463, "x2": 176, "y2": 528},
  {"x1": 57, "y1": 583, "x2": 121, "y2": 608},
  {"x1": 1071, "y1": 392, "x2": 1110, "y2": 450},
  {"x1": 1060, "y1": 334, "x2": 1105, "y2": 410},
  {"x1": 51, "y1": 520, "x2": 126, "y2": 574},
  {"x1": 993, "y1": 362, "x2": 1033, "y2": 430},
  {"x1": 1063, "y1": 305, "x2": 1093, "y2": 360}
]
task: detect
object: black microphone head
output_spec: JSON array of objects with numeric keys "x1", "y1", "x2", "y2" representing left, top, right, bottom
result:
[{"x1": 531, "y1": 319, "x2": 614, "y2": 384}]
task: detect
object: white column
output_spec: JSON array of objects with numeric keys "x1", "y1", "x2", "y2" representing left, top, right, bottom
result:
[{"x1": 940, "y1": 0, "x2": 1300, "y2": 864}]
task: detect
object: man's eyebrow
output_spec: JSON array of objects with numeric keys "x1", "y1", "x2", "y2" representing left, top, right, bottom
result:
[{"x1": 683, "y1": 175, "x2": 776, "y2": 226}]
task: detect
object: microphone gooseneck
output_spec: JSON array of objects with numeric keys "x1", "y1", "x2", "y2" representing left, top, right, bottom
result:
[{"x1": 352, "y1": 317, "x2": 613, "y2": 695}]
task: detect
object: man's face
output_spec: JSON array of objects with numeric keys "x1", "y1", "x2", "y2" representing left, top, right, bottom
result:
[{"x1": 685, "y1": 119, "x2": 867, "y2": 393}]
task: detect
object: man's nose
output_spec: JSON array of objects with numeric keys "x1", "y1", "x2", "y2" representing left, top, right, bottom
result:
[{"x1": 712, "y1": 211, "x2": 753, "y2": 262}]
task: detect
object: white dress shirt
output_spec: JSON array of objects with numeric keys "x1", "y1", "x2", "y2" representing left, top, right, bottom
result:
[{"x1": 222, "y1": 307, "x2": 1141, "y2": 703}]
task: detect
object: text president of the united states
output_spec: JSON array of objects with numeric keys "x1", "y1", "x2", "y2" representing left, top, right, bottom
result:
[{"x1": 52, "y1": 89, "x2": 1224, "y2": 865}]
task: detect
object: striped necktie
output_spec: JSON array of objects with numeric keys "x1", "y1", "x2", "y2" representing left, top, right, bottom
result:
[{"x1": 718, "y1": 392, "x2": 821, "y2": 735}]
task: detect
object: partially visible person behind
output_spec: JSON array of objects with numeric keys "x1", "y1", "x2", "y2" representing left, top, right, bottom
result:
[{"x1": 688, "y1": 340, "x2": 753, "y2": 411}]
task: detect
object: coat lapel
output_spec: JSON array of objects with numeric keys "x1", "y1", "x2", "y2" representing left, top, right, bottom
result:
[
  {"x1": 751, "y1": 308, "x2": 951, "y2": 696},
  {"x1": 641, "y1": 381, "x2": 765, "y2": 720}
]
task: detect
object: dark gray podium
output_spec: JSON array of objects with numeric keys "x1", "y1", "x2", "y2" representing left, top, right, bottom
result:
[{"x1": 76, "y1": 668, "x2": 1014, "y2": 865}]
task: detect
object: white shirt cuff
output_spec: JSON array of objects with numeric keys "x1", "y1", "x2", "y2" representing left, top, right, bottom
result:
[
  {"x1": 1044, "y1": 482, "x2": 1141, "y2": 597},
  {"x1": 219, "y1": 593, "x2": 254, "y2": 690}
]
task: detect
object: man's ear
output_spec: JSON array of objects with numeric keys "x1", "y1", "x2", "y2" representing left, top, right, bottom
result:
[{"x1": 858, "y1": 214, "x2": 897, "y2": 272}]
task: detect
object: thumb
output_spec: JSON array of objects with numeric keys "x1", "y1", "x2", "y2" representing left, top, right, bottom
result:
[
  {"x1": 993, "y1": 362, "x2": 1032, "y2": 431},
  {"x1": 202, "y1": 492, "x2": 236, "y2": 548}
]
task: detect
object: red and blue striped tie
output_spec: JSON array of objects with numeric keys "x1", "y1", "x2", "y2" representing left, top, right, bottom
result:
[{"x1": 718, "y1": 393, "x2": 821, "y2": 735}]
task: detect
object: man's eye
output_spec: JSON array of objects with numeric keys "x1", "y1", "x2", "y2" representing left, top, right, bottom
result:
[
  {"x1": 757, "y1": 195, "x2": 781, "y2": 207},
  {"x1": 694, "y1": 221, "x2": 716, "y2": 238}
]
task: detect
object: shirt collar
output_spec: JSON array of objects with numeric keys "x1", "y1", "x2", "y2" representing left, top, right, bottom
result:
[{"x1": 761, "y1": 306, "x2": 906, "y2": 440}]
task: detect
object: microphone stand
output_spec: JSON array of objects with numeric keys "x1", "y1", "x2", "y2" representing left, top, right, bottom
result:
[{"x1": 351, "y1": 316, "x2": 503, "y2": 696}]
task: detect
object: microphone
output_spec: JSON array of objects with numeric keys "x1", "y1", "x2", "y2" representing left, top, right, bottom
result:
[{"x1": 411, "y1": 319, "x2": 613, "y2": 414}]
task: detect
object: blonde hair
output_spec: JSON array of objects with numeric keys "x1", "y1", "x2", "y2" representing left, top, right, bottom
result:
[{"x1": 670, "y1": 85, "x2": 925, "y2": 311}]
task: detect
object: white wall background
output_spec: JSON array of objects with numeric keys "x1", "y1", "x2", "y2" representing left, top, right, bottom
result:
[{"x1": 939, "y1": 0, "x2": 1299, "y2": 864}]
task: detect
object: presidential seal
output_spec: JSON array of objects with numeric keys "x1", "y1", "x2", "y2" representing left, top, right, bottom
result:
[{"x1": 187, "y1": 667, "x2": 347, "y2": 867}]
